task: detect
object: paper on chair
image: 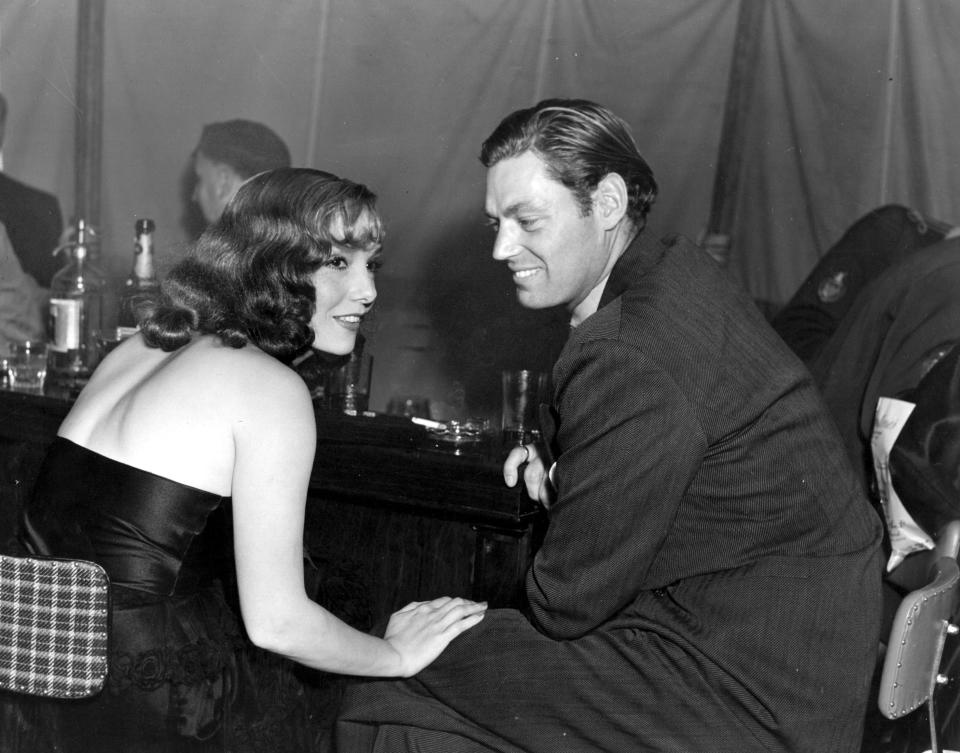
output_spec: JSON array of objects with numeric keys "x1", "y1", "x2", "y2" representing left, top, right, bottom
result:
[{"x1": 873, "y1": 396, "x2": 934, "y2": 571}]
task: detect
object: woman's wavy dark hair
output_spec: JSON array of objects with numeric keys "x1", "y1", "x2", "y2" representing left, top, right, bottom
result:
[
  {"x1": 138, "y1": 167, "x2": 383, "y2": 362},
  {"x1": 480, "y1": 98, "x2": 658, "y2": 230}
]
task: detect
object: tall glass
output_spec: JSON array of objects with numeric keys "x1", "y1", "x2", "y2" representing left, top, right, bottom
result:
[
  {"x1": 501, "y1": 369, "x2": 547, "y2": 446},
  {"x1": 327, "y1": 351, "x2": 373, "y2": 413}
]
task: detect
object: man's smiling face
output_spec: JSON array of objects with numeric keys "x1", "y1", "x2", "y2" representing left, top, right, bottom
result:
[{"x1": 485, "y1": 150, "x2": 611, "y2": 313}]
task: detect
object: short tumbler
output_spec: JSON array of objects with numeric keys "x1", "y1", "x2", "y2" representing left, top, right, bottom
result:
[{"x1": 8, "y1": 340, "x2": 48, "y2": 394}]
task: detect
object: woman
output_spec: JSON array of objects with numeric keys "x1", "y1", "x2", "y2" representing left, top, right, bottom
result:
[{"x1": 22, "y1": 168, "x2": 486, "y2": 751}]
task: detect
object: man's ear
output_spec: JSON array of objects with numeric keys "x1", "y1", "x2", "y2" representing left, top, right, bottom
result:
[
  {"x1": 215, "y1": 164, "x2": 242, "y2": 202},
  {"x1": 593, "y1": 172, "x2": 629, "y2": 230}
]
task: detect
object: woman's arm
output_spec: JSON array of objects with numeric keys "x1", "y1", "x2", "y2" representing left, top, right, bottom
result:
[{"x1": 229, "y1": 362, "x2": 484, "y2": 677}]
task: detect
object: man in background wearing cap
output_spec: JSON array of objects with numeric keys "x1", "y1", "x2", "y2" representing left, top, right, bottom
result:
[{"x1": 191, "y1": 119, "x2": 291, "y2": 224}]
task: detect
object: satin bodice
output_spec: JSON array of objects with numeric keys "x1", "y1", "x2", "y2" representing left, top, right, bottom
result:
[{"x1": 27, "y1": 437, "x2": 232, "y2": 598}]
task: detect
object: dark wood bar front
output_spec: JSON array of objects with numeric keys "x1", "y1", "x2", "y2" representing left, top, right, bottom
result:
[{"x1": 0, "y1": 389, "x2": 544, "y2": 616}]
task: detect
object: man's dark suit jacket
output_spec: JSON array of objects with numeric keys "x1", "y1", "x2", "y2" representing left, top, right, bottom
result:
[
  {"x1": 336, "y1": 233, "x2": 883, "y2": 753},
  {"x1": 0, "y1": 171, "x2": 63, "y2": 287}
]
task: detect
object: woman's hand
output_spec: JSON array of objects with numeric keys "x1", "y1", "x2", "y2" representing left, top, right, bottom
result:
[
  {"x1": 503, "y1": 443, "x2": 557, "y2": 509},
  {"x1": 383, "y1": 596, "x2": 487, "y2": 677}
]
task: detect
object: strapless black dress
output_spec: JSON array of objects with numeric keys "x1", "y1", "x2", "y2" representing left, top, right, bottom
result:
[{"x1": 25, "y1": 437, "x2": 245, "y2": 752}]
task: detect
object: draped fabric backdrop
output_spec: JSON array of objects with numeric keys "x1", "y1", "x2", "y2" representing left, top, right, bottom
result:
[{"x1": 1, "y1": 0, "x2": 959, "y2": 417}]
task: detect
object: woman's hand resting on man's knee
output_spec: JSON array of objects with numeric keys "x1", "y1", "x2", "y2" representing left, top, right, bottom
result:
[{"x1": 384, "y1": 597, "x2": 487, "y2": 677}]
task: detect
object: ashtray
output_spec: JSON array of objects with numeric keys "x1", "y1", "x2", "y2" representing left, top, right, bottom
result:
[{"x1": 426, "y1": 418, "x2": 490, "y2": 455}]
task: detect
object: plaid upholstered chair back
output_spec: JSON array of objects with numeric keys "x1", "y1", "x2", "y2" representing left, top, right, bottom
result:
[{"x1": 0, "y1": 554, "x2": 109, "y2": 699}]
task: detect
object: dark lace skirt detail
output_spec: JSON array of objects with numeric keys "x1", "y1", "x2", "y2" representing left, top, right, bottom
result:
[
  {"x1": 52, "y1": 581, "x2": 244, "y2": 752},
  {"x1": 109, "y1": 637, "x2": 235, "y2": 693}
]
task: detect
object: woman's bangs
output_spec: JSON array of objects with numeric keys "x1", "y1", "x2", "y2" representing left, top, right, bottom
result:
[{"x1": 330, "y1": 204, "x2": 384, "y2": 250}]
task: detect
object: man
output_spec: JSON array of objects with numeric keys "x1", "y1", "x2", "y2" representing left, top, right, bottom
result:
[
  {"x1": 334, "y1": 99, "x2": 883, "y2": 752},
  {"x1": 0, "y1": 221, "x2": 45, "y2": 354},
  {"x1": 805, "y1": 235, "x2": 960, "y2": 668},
  {"x1": 191, "y1": 118, "x2": 291, "y2": 224},
  {"x1": 0, "y1": 92, "x2": 64, "y2": 287}
]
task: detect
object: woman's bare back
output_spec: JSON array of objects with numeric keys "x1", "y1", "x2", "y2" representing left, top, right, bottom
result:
[{"x1": 57, "y1": 333, "x2": 311, "y2": 496}]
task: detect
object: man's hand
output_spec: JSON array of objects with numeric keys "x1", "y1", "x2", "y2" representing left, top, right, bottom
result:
[{"x1": 503, "y1": 443, "x2": 557, "y2": 509}]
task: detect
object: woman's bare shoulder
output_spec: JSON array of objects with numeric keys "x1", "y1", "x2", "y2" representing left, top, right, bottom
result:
[
  {"x1": 184, "y1": 339, "x2": 312, "y2": 414},
  {"x1": 60, "y1": 337, "x2": 316, "y2": 493},
  {"x1": 67, "y1": 336, "x2": 312, "y2": 442}
]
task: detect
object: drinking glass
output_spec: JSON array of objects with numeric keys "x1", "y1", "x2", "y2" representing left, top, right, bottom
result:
[
  {"x1": 501, "y1": 369, "x2": 547, "y2": 446},
  {"x1": 327, "y1": 351, "x2": 373, "y2": 413},
  {"x1": 96, "y1": 327, "x2": 133, "y2": 359},
  {"x1": 8, "y1": 340, "x2": 48, "y2": 394}
]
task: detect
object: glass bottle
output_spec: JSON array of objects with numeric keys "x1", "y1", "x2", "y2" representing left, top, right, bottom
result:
[
  {"x1": 46, "y1": 219, "x2": 107, "y2": 397},
  {"x1": 117, "y1": 218, "x2": 158, "y2": 336}
]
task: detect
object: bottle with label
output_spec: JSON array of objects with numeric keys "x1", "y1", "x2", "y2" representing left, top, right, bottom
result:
[
  {"x1": 117, "y1": 218, "x2": 158, "y2": 336},
  {"x1": 46, "y1": 219, "x2": 107, "y2": 397}
]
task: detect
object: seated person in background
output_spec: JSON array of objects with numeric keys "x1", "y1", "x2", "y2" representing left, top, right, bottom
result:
[
  {"x1": 808, "y1": 233, "x2": 960, "y2": 510},
  {"x1": 0, "y1": 92, "x2": 64, "y2": 287},
  {"x1": 888, "y1": 340, "x2": 960, "y2": 548},
  {"x1": 191, "y1": 118, "x2": 292, "y2": 225},
  {"x1": 21, "y1": 168, "x2": 485, "y2": 752},
  {"x1": 0, "y1": 221, "x2": 45, "y2": 353},
  {"x1": 806, "y1": 234, "x2": 960, "y2": 753},
  {"x1": 334, "y1": 99, "x2": 883, "y2": 753},
  {"x1": 770, "y1": 204, "x2": 951, "y2": 364}
]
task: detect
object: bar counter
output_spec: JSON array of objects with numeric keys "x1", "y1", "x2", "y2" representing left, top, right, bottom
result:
[{"x1": 0, "y1": 388, "x2": 544, "y2": 619}]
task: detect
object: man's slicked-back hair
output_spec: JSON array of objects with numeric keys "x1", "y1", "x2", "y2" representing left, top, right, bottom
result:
[{"x1": 480, "y1": 98, "x2": 658, "y2": 229}]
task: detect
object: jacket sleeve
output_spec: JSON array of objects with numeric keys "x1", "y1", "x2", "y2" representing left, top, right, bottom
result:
[{"x1": 527, "y1": 338, "x2": 707, "y2": 639}]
